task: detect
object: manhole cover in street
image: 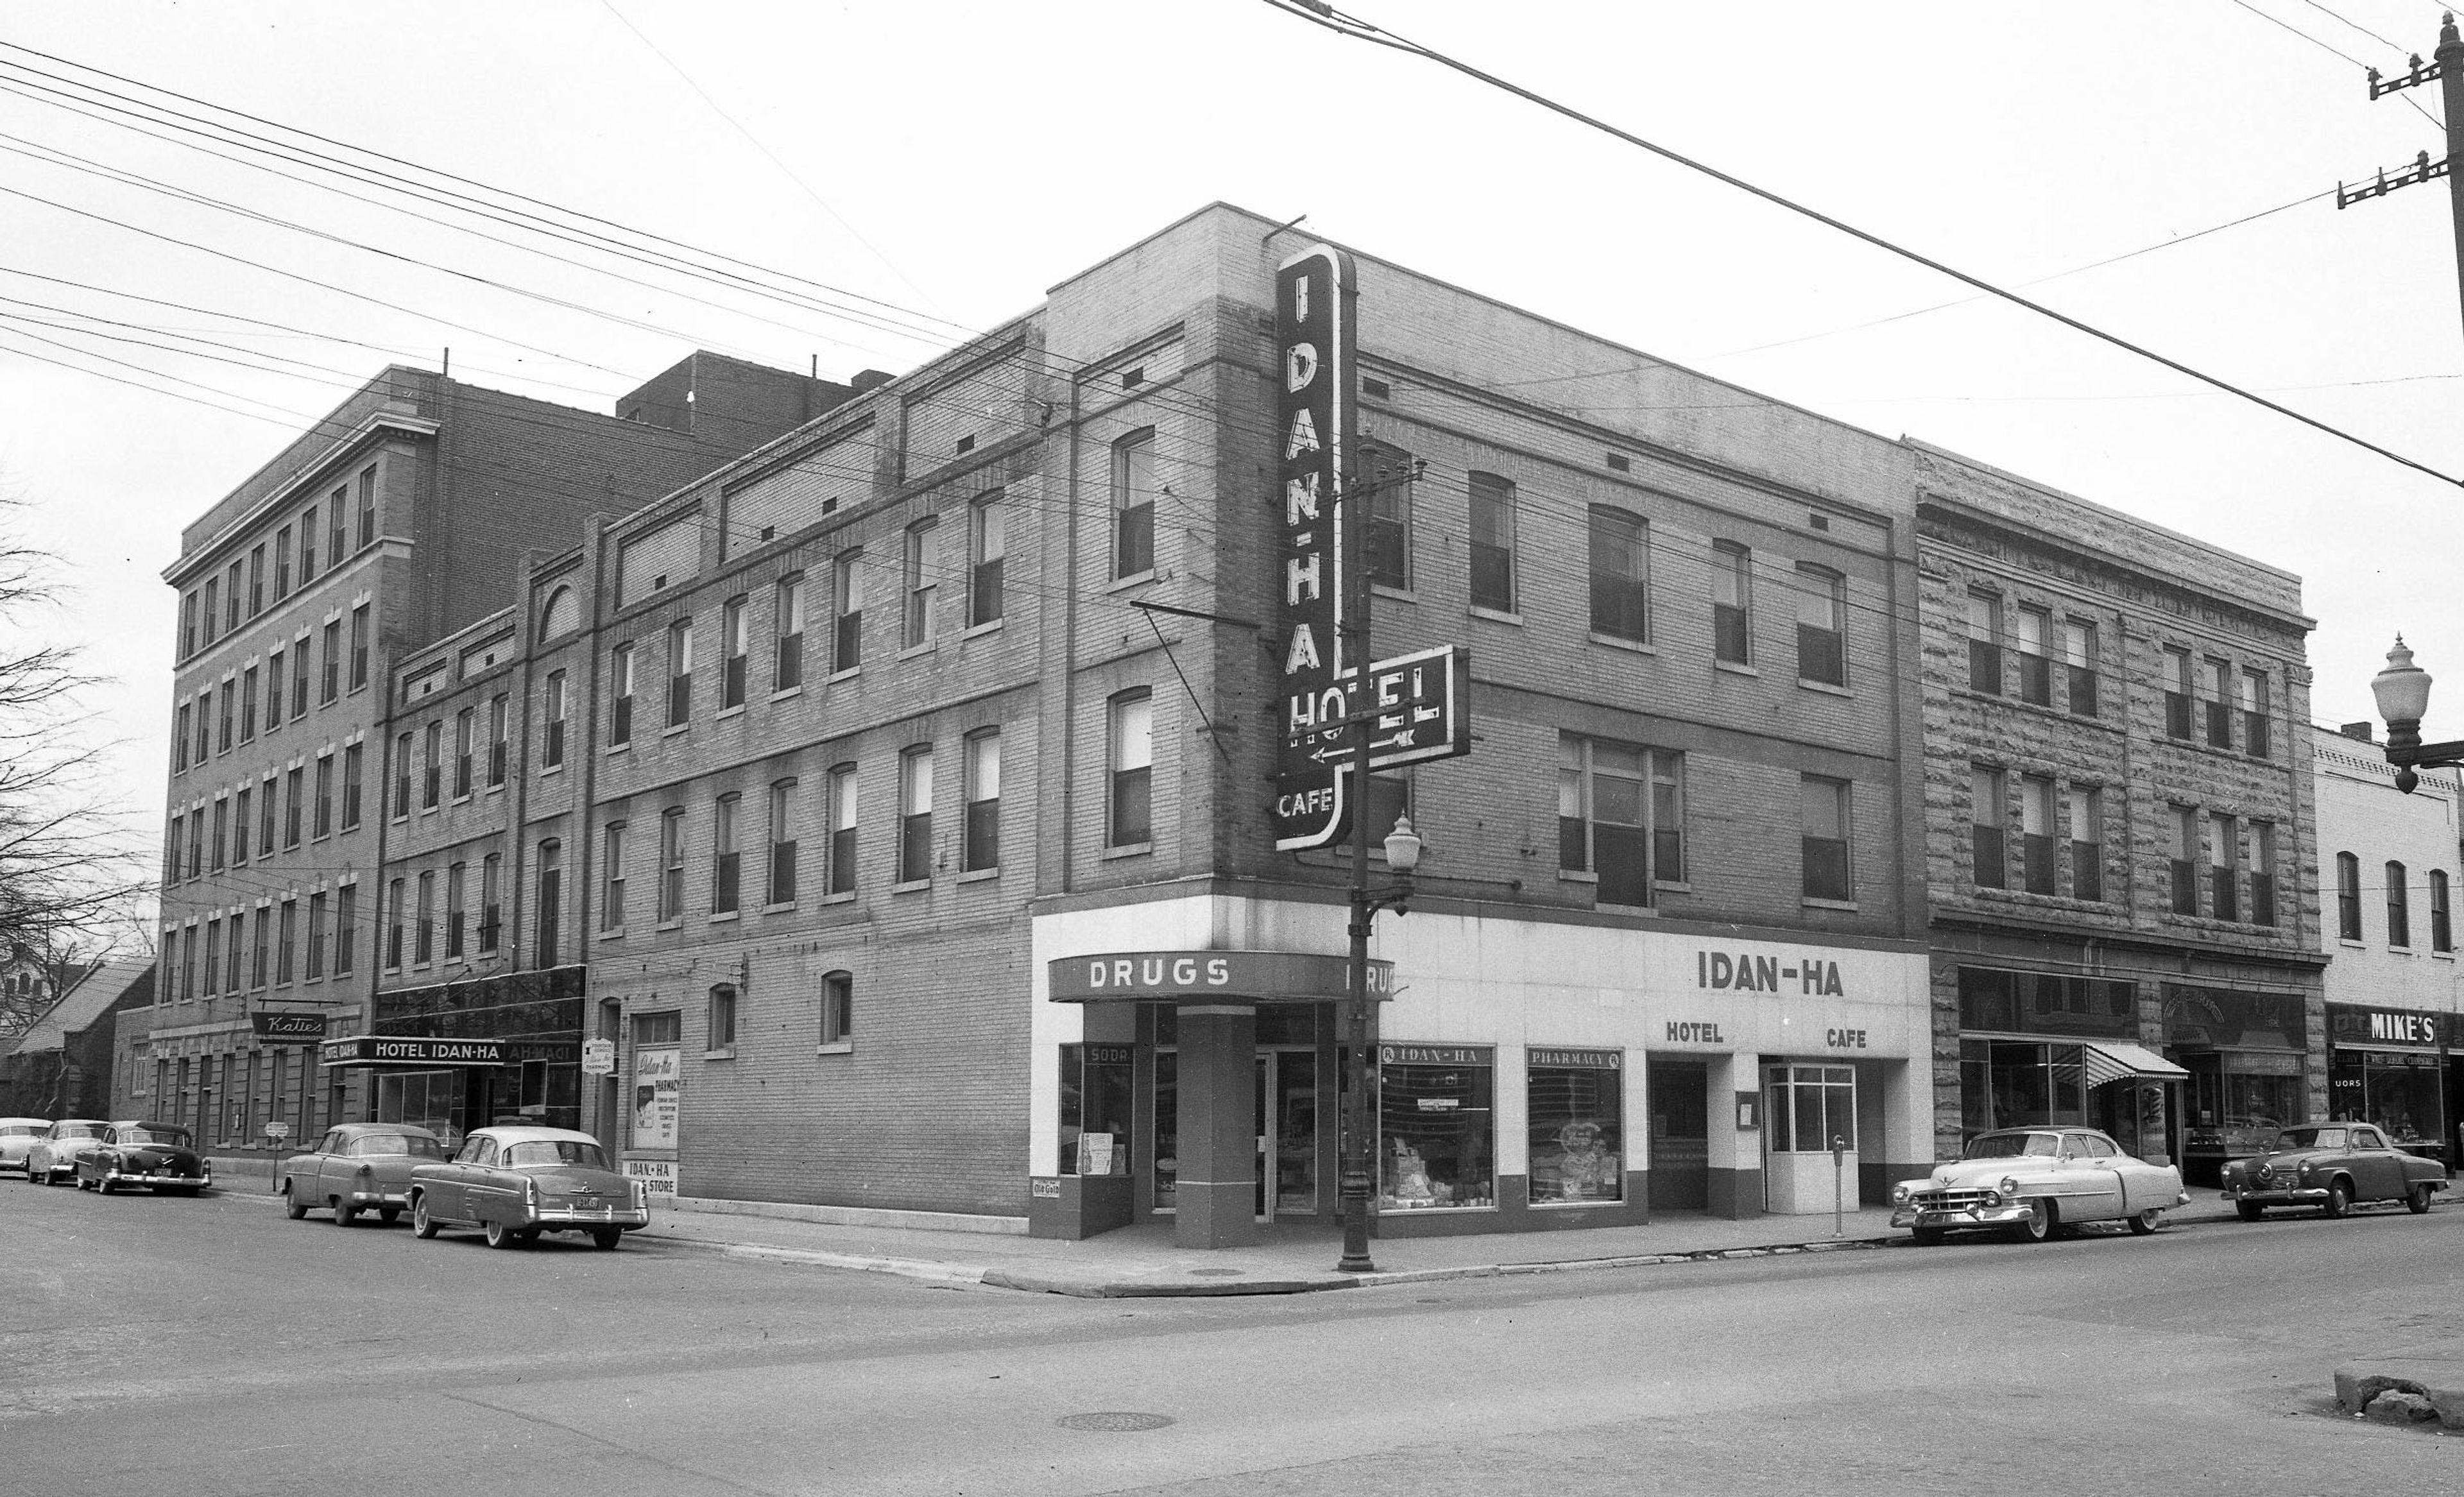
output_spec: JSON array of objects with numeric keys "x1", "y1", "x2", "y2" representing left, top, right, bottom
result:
[
  {"x1": 1187, "y1": 1268, "x2": 1244, "y2": 1277},
  {"x1": 1058, "y1": 1412, "x2": 1176, "y2": 1433}
]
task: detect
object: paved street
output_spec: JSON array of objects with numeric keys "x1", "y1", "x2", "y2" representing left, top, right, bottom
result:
[{"x1": 6, "y1": 1183, "x2": 2460, "y2": 1495}]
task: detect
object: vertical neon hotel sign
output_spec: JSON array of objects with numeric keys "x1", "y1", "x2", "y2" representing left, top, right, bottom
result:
[{"x1": 1271, "y1": 244, "x2": 1358, "y2": 851}]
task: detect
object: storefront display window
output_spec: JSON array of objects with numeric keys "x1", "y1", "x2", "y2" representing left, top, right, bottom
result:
[
  {"x1": 1379, "y1": 1044, "x2": 1494, "y2": 1210},
  {"x1": 1528, "y1": 1048, "x2": 1622, "y2": 1204},
  {"x1": 2181, "y1": 1052, "x2": 2303, "y2": 1161},
  {"x1": 1059, "y1": 1043, "x2": 1133, "y2": 1176},
  {"x1": 1767, "y1": 1064, "x2": 1856, "y2": 1153},
  {"x1": 375, "y1": 1069, "x2": 460, "y2": 1147},
  {"x1": 2331, "y1": 1052, "x2": 2444, "y2": 1153},
  {"x1": 1958, "y1": 1039, "x2": 2085, "y2": 1141}
]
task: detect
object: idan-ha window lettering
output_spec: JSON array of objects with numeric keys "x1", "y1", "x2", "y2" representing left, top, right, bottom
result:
[
  {"x1": 1058, "y1": 1043, "x2": 1133, "y2": 1176},
  {"x1": 1378, "y1": 1043, "x2": 1494, "y2": 1211},
  {"x1": 1528, "y1": 1048, "x2": 1623, "y2": 1205}
]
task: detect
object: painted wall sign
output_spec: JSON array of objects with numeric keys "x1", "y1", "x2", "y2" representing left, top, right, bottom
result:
[
  {"x1": 1528, "y1": 1047, "x2": 1621, "y2": 1070},
  {"x1": 622, "y1": 1158, "x2": 676, "y2": 1204},
  {"x1": 1824, "y1": 1029, "x2": 1870, "y2": 1050},
  {"x1": 318, "y1": 1035, "x2": 504, "y2": 1068},
  {"x1": 251, "y1": 1011, "x2": 328, "y2": 1045},
  {"x1": 1047, "y1": 949, "x2": 1392, "y2": 1004},
  {"x1": 1663, "y1": 1022, "x2": 1727, "y2": 1045},
  {"x1": 1697, "y1": 950, "x2": 1847, "y2": 997},
  {"x1": 1271, "y1": 243, "x2": 1359, "y2": 851}
]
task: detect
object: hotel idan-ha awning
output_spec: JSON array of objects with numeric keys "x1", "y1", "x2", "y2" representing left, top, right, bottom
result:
[
  {"x1": 2082, "y1": 1041, "x2": 2189, "y2": 1089},
  {"x1": 319, "y1": 1035, "x2": 506, "y2": 1069}
]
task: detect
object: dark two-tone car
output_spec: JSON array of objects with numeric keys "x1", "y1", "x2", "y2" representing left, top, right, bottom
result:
[
  {"x1": 2220, "y1": 1123, "x2": 2449, "y2": 1219},
  {"x1": 407, "y1": 1125, "x2": 650, "y2": 1249},
  {"x1": 75, "y1": 1122, "x2": 211, "y2": 1195}
]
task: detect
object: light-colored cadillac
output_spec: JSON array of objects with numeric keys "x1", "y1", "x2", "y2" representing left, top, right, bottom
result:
[
  {"x1": 22, "y1": 1119, "x2": 109, "y2": 1186},
  {"x1": 1, "y1": 1118, "x2": 48, "y2": 1175},
  {"x1": 1892, "y1": 1127, "x2": 2190, "y2": 1244}
]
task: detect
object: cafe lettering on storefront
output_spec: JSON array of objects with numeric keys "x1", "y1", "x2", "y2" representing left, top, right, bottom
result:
[{"x1": 2326, "y1": 1003, "x2": 2455, "y2": 1159}]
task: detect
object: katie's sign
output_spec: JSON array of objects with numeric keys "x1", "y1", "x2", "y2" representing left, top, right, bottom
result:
[
  {"x1": 251, "y1": 1011, "x2": 328, "y2": 1045},
  {"x1": 1272, "y1": 243, "x2": 1359, "y2": 850}
]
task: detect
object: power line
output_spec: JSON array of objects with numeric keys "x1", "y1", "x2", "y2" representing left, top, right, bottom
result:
[{"x1": 1264, "y1": 0, "x2": 2464, "y2": 490}]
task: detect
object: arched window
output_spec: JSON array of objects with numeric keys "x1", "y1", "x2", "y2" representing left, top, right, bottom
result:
[
  {"x1": 820, "y1": 971, "x2": 853, "y2": 1047},
  {"x1": 2336, "y1": 852, "x2": 2361, "y2": 942}
]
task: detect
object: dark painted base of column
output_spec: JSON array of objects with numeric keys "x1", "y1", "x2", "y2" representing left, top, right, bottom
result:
[
  {"x1": 1706, "y1": 1167, "x2": 1765, "y2": 1219},
  {"x1": 1174, "y1": 1179, "x2": 1259, "y2": 1248},
  {"x1": 1373, "y1": 1172, "x2": 1654, "y2": 1236}
]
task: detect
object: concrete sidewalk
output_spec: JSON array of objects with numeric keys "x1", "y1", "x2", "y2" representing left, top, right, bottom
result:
[{"x1": 206, "y1": 1152, "x2": 2245, "y2": 1297}]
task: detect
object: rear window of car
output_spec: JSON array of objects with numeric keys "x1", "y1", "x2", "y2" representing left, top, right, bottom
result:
[
  {"x1": 352, "y1": 1134, "x2": 446, "y2": 1159},
  {"x1": 2280, "y1": 1127, "x2": 2348, "y2": 1150},
  {"x1": 503, "y1": 1140, "x2": 611, "y2": 1170},
  {"x1": 55, "y1": 1124, "x2": 102, "y2": 1140},
  {"x1": 118, "y1": 1127, "x2": 191, "y2": 1147},
  {"x1": 0, "y1": 1125, "x2": 40, "y2": 1138}
]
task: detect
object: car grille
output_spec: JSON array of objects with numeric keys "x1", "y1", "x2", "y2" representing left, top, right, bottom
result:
[{"x1": 1908, "y1": 1188, "x2": 1994, "y2": 1210}]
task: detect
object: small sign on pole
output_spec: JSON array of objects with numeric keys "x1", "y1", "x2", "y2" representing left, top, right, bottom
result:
[
  {"x1": 264, "y1": 1121, "x2": 291, "y2": 1139},
  {"x1": 581, "y1": 1038, "x2": 617, "y2": 1076}
]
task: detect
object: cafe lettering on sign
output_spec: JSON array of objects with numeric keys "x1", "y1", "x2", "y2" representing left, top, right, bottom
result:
[{"x1": 1271, "y1": 243, "x2": 1359, "y2": 851}]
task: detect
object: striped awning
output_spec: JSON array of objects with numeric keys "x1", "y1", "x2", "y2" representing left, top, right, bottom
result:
[{"x1": 2083, "y1": 1041, "x2": 2189, "y2": 1088}]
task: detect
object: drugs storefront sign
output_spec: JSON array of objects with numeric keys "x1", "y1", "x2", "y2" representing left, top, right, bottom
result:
[
  {"x1": 1047, "y1": 949, "x2": 1394, "y2": 1003},
  {"x1": 318, "y1": 1036, "x2": 505, "y2": 1068}
]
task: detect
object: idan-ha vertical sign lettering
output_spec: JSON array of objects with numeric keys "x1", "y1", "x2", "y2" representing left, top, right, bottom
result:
[{"x1": 1272, "y1": 243, "x2": 1360, "y2": 850}]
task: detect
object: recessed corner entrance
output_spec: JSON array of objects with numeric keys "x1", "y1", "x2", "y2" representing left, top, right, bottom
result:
[{"x1": 1254, "y1": 1047, "x2": 1320, "y2": 1220}]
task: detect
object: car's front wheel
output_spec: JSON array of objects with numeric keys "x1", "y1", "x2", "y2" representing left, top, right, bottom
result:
[
  {"x1": 2236, "y1": 1201, "x2": 2265, "y2": 1222},
  {"x1": 94, "y1": 1175, "x2": 115, "y2": 1196},
  {"x1": 2012, "y1": 1197, "x2": 2055, "y2": 1243},
  {"x1": 2323, "y1": 1181, "x2": 2352, "y2": 1219},
  {"x1": 283, "y1": 1183, "x2": 308, "y2": 1220},
  {"x1": 483, "y1": 1220, "x2": 520, "y2": 1250},
  {"x1": 410, "y1": 1196, "x2": 438, "y2": 1240},
  {"x1": 2125, "y1": 1208, "x2": 2161, "y2": 1236},
  {"x1": 2408, "y1": 1184, "x2": 2434, "y2": 1215}
]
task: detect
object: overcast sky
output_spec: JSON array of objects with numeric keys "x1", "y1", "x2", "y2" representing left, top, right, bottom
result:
[{"x1": 8, "y1": 1, "x2": 2464, "y2": 901}]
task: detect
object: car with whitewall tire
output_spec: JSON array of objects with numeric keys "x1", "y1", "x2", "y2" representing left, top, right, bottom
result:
[
  {"x1": 406, "y1": 1126, "x2": 649, "y2": 1250},
  {"x1": 1892, "y1": 1127, "x2": 2189, "y2": 1244}
]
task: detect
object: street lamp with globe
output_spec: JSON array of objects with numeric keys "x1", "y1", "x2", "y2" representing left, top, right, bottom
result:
[{"x1": 2369, "y1": 637, "x2": 2464, "y2": 793}]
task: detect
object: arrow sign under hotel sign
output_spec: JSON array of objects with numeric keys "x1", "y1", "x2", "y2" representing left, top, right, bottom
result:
[{"x1": 1283, "y1": 644, "x2": 1473, "y2": 773}]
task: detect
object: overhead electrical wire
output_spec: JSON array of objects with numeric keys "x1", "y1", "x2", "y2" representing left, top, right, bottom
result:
[{"x1": 1262, "y1": 0, "x2": 2464, "y2": 491}]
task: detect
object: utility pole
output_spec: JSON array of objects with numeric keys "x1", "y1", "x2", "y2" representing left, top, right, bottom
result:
[{"x1": 2341, "y1": 13, "x2": 2464, "y2": 348}]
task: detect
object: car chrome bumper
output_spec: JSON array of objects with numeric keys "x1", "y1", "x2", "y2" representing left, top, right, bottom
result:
[
  {"x1": 2220, "y1": 1186, "x2": 2327, "y2": 1206},
  {"x1": 525, "y1": 1206, "x2": 650, "y2": 1229},
  {"x1": 347, "y1": 1189, "x2": 409, "y2": 1207},
  {"x1": 1892, "y1": 1203, "x2": 2033, "y2": 1230},
  {"x1": 103, "y1": 1170, "x2": 209, "y2": 1188}
]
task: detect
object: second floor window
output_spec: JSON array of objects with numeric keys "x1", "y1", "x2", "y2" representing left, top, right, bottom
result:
[
  {"x1": 341, "y1": 743, "x2": 363, "y2": 829},
  {"x1": 322, "y1": 620, "x2": 341, "y2": 703},
  {"x1": 658, "y1": 808, "x2": 685, "y2": 923},
  {"x1": 1587, "y1": 507, "x2": 1647, "y2": 643},
  {"x1": 1108, "y1": 692, "x2": 1152, "y2": 848},
  {"x1": 971, "y1": 495, "x2": 1005, "y2": 626},
  {"x1": 2432, "y1": 868, "x2": 2452, "y2": 952},
  {"x1": 2020, "y1": 774, "x2": 2056, "y2": 895},
  {"x1": 2170, "y1": 807, "x2": 2199, "y2": 916},
  {"x1": 1468, "y1": 472, "x2": 1516, "y2": 613},
  {"x1": 602, "y1": 823, "x2": 628, "y2": 931},
  {"x1": 1559, "y1": 735, "x2": 1683, "y2": 907},
  {"x1": 2251, "y1": 821, "x2": 2277, "y2": 928},
  {"x1": 1971, "y1": 767, "x2": 2006, "y2": 890},
  {"x1": 1801, "y1": 776, "x2": 1851, "y2": 902},
  {"x1": 667, "y1": 620, "x2": 694, "y2": 728},
  {"x1": 828, "y1": 764, "x2": 858, "y2": 896},
  {"x1": 488, "y1": 694, "x2": 508, "y2": 786},
  {"x1": 422, "y1": 721, "x2": 443, "y2": 808},
  {"x1": 2387, "y1": 860, "x2": 2411, "y2": 948},
  {"x1": 1711, "y1": 542, "x2": 1751, "y2": 665},
  {"x1": 2209, "y1": 813, "x2": 2239, "y2": 922},
  {"x1": 964, "y1": 730, "x2": 1000, "y2": 873},
  {"x1": 899, "y1": 746, "x2": 934, "y2": 884},
  {"x1": 767, "y1": 780, "x2": 798, "y2": 905},
  {"x1": 348, "y1": 603, "x2": 369, "y2": 690},
  {"x1": 713, "y1": 794, "x2": 742, "y2": 914},
  {"x1": 1113, "y1": 429, "x2": 1156, "y2": 580},
  {"x1": 2070, "y1": 786, "x2": 2104, "y2": 903},
  {"x1": 1796, "y1": 566, "x2": 1845, "y2": 687},
  {"x1": 2203, "y1": 658, "x2": 2232, "y2": 749},
  {"x1": 453, "y1": 708, "x2": 474, "y2": 799},
  {"x1": 1363, "y1": 445, "x2": 1413, "y2": 590},
  {"x1": 544, "y1": 671, "x2": 569, "y2": 766}
]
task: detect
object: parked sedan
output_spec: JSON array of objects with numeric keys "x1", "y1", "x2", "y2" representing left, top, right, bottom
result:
[
  {"x1": 2219, "y1": 1124, "x2": 2450, "y2": 1219},
  {"x1": 22, "y1": 1119, "x2": 108, "y2": 1185},
  {"x1": 1892, "y1": 1127, "x2": 2191, "y2": 1244},
  {"x1": 76, "y1": 1122, "x2": 211, "y2": 1195},
  {"x1": 0, "y1": 1118, "x2": 47, "y2": 1175},
  {"x1": 280, "y1": 1123, "x2": 447, "y2": 1225},
  {"x1": 407, "y1": 1126, "x2": 649, "y2": 1250}
]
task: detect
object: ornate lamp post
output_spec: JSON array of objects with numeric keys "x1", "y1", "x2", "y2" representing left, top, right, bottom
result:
[
  {"x1": 1337, "y1": 809, "x2": 1421, "y2": 1274},
  {"x1": 2370, "y1": 637, "x2": 2464, "y2": 793}
]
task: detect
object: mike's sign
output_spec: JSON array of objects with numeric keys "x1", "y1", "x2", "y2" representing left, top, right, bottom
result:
[{"x1": 1272, "y1": 243, "x2": 1358, "y2": 850}]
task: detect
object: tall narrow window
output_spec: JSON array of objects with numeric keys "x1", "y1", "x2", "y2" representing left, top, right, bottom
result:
[
  {"x1": 970, "y1": 494, "x2": 1005, "y2": 626},
  {"x1": 284, "y1": 765, "x2": 304, "y2": 847},
  {"x1": 218, "y1": 681, "x2": 233, "y2": 753},
  {"x1": 313, "y1": 753, "x2": 334, "y2": 837},
  {"x1": 181, "y1": 592, "x2": 197, "y2": 657},
  {"x1": 274, "y1": 529, "x2": 292, "y2": 599},
  {"x1": 266, "y1": 651, "x2": 287, "y2": 734},
  {"x1": 666, "y1": 619, "x2": 694, "y2": 728},
  {"x1": 713, "y1": 794, "x2": 742, "y2": 914},
  {"x1": 609, "y1": 644, "x2": 635, "y2": 746},
  {"x1": 2337, "y1": 851, "x2": 2363, "y2": 941},
  {"x1": 348, "y1": 603, "x2": 370, "y2": 690},
  {"x1": 321, "y1": 620, "x2": 340, "y2": 703},
  {"x1": 202, "y1": 921, "x2": 220, "y2": 997},
  {"x1": 224, "y1": 912, "x2": 243, "y2": 991},
  {"x1": 2209, "y1": 812, "x2": 2239, "y2": 922},
  {"x1": 422, "y1": 720, "x2": 443, "y2": 809},
  {"x1": 414, "y1": 872, "x2": 434, "y2": 964},
  {"x1": 2250, "y1": 823, "x2": 2277, "y2": 928},
  {"x1": 1970, "y1": 767, "x2": 2006, "y2": 890},
  {"x1": 480, "y1": 853, "x2": 502, "y2": 953},
  {"x1": 384, "y1": 877, "x2": 406, "y2": 970},
  {"x1": 1363, "y1": 445, "x2": 1414, "y2": 590},
  {"x1": 2021, "y1": 774, "x2": 2057, "y2": 894},
  {"x1": 766, "y1": 780, "x2": 798, "y2": 905},
  {"x1": 964, "y1": 729, "x2": 1000, "y2": 873},
  {"x1": 175, "y1": 704, "x2": 192, "y2": 773},
  {"x1": 2240, "y1": 669, "x2": 2271, "y2": 758},
  {"x1": 2203, "y1": 658, "x2": 2232, "y2": 749},
  {"x1": 1795, "y1": 566, "x2": 1845, "y2": 687},
  {"x1": 165, "y1": 815, "x2": 183, "y2": 884},
  {"x1": 452, "y1": 707, "x2": 474, "y2": 798},
  {"x1": 1108, "y1": 691, "x2": 1152, "y2": 848},
  {"x1": 203, "y1": 578, "x2": 219, "y2": 643},
  {"x1": 2063, "y1": 618, "x2": 2098, "y2": 717},
  {"x1": 1558, "y1": 736, "x2": 1682, "y2": 906},
  {"x1": 1587, "y1": 506, "x2": 1647, "y2": 642},
  {"x1": 210, "y1": 799, "x2": 228, "y2": 871},
  {"x1": 2171, "y1": 807, "x2": 2200, "y2": 916},
  {"x1": 248, "y1": 545, "x2": 265, "y2": 616},
  {"x1": 828, "y1": 764, "x2": 858, "y2": 895},
  {"x1": 445, "y1": 862, "x2": 466, "y2": 959},
  {"x1": 194, "y1": 692, "x2": 210, "y2": 763},
  {"x1": 658, "y1": 808, "x2": 685, "y2": 923},
  {"x1": 2164, "y1": 647, "x2": 2193, "y2": 740},
  {"x1": 2387, "y1": 860, "x2": 2411, "y2": 948},
  {"x1": 259, "y1": 774, "x2": 276, "y2": 852},
  {"x1": 2015, "y1": 608, "x2": 2051, "y2": 705},
  {"x1": 1711, "y1": 542, "x2": 1752, "y2": 665},
  {"x1": 821, "y1": 971, "x2": 853, "y2": 1046},
  {"x1": 902, "y1": 518, "x2": 937, "y2": 649},
  {"x1": 278, "y1": 898, "x2": 298, "y2": 984},
  {"x1": 240, "y1": 665, "x2": 259, "y2": 742},
  {"x1": 1113, "y1": 429, "x2": 1156, "y2": 579},
  {"x1": 335, "y1": 884, "x2": 357, "y2": 976},
  {"x1": 832, "y1": 551, "x2": 864, "y2": 672},
  {"x1": 227, "y1": 562, "x2": 242, "y2": 631},
  {"x1": 327, "y1": 494, "x2": 346, "y2": 570},
  {"x1": 306, "y1": 891, "x2": 327, "y2": 979},
  {"x1": 2069, "y1": 787, "x2": 2104, "y2": 903},
  {"x1": 1467, "y1": 472, "x2": 1516, "y2": 613},
  {"x1": 602, "y1": 823, "x2": 628, "y2": 932},
  {"x1": 251, "y1": 905, "x2": 269, "y2": 988},
  {"x1": 721, "y1": 597, "x2": 748, "y2": 709},
  {"x1": 341, "y1": 742, "x2": 363, "y2": 830},
  {"x1": 299, "y1": 504, "x2": 316, "y2": 582},
  {"x1": 898, "y1": 746, "x2": 934, "y2": 884},
  {"x1": 291, "y1": 632, "x2": 310, "y2": 717},
  {"x1": 1966, "y1": 592, "x2": 2002, "y2": 696},
  {"x1": 391, "y1": 733, "x2": 411, "y2": 819},
  {"x1": 1801, "y1": 776, "x2": 1851, "y2": 902},
  {"x1": 544, "y1": 670, "x2": 569, "y2": 766},
  {"x1": 2432, "y1": 868, "x2": 2451, "y2": 952},
  {"x1": 488, "y1": 693, "x2": 508, "y2": 787},
  {"x1": 774, "y1": 574, "x2": 805, "y2": 690},
  {"x1": 356, "y1": 464, "x2": 376, "y2": 549}
]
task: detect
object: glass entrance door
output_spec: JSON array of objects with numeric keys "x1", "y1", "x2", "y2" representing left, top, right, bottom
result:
[{"x1": 1254, "y1": 1048, "x2": 1319, "y2": 1220}]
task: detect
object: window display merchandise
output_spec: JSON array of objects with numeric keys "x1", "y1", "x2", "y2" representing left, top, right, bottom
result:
[{"x1": 1378, "y1": 1045, "x2": 1494, "y2": 1210}]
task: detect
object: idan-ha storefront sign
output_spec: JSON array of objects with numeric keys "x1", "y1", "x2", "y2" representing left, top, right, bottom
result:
[
  {"x1": 318, "y1": 1035, "x2": 505, "y2": 1068},
  {"x1": 1047, "y1": 949, "x2": 1394, "y2": 1003}
]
